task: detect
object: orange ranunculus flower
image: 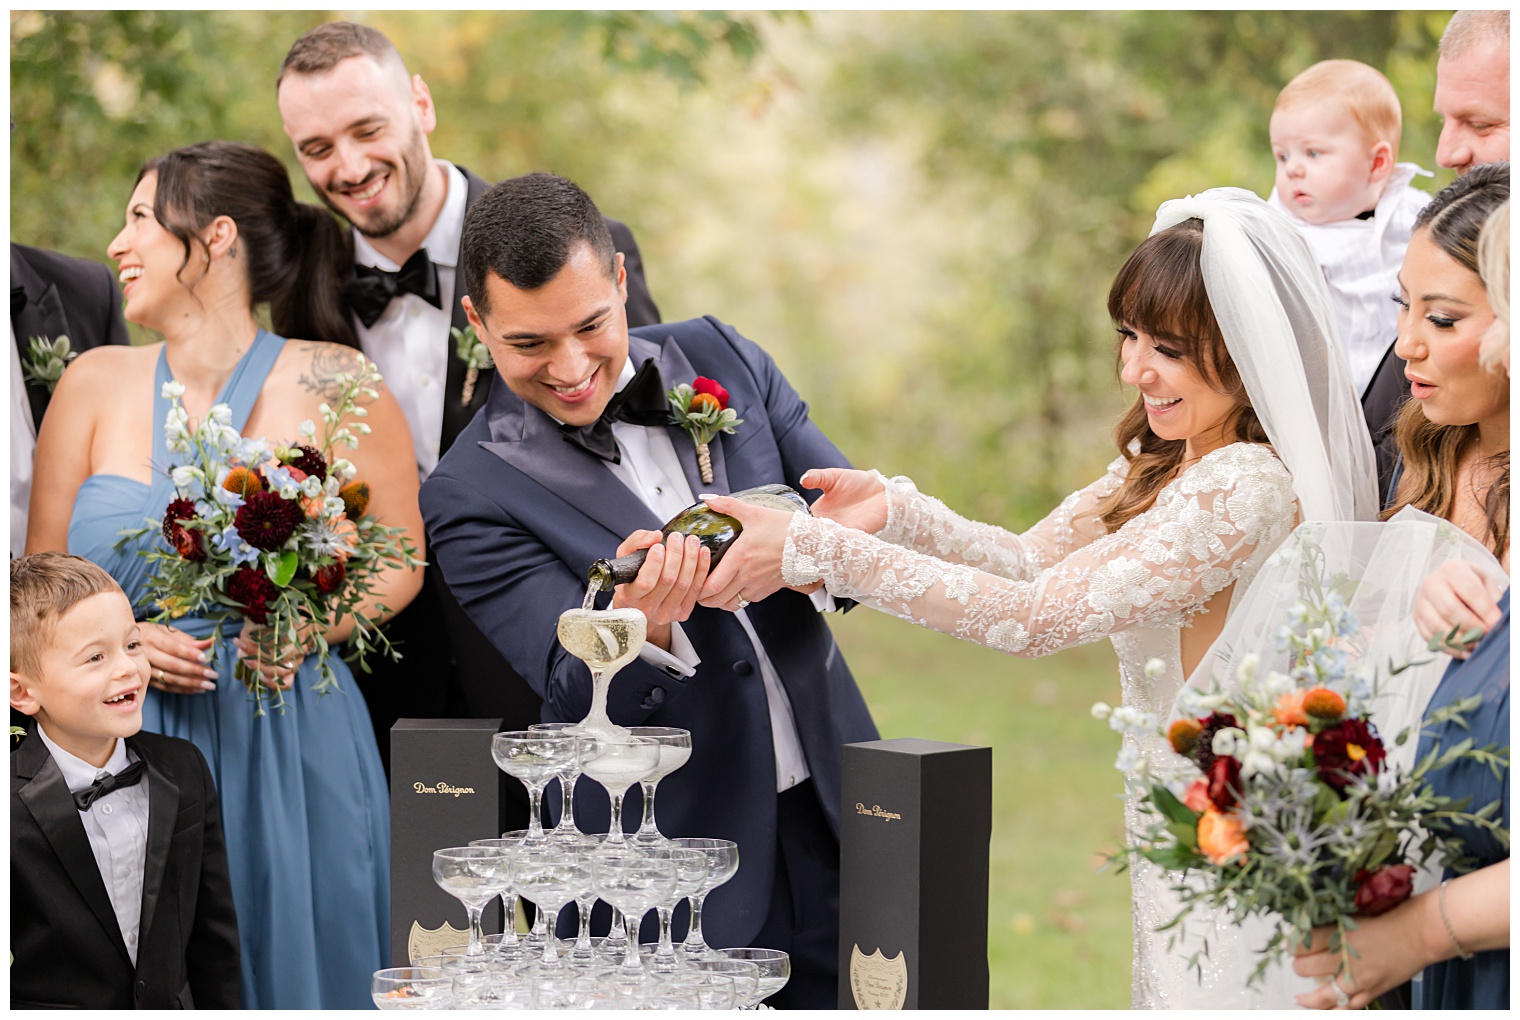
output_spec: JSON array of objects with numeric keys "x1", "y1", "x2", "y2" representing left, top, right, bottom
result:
[
  {"x1": 1197, "y1": 809, "x2": 1249, "y2": 865},
  {"x1": 1275, "y1": 689, "x2": 1309, "y2": 728},
  {"x1": 1304, "y1": 687, "x2": 1346, "y2": 720},
  {"x1": 1183, "y1": 778, "x2": 1211, "y2": 814}
]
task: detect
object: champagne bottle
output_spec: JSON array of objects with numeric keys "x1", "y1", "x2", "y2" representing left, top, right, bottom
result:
[{"x1": 586, "y1": 483, "x2": 810, "y2": 592}]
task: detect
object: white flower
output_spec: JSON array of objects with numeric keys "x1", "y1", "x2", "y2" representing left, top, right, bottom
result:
[
  {"x1": 1240, "y1": 724, "x2": 1295, "y2": 778},
  {"x1": 1091, "y1": 702, "x2": 1112, "y2": 721},
  {"x1": 1114, "y1": 745, "x2": 1142, "y2": 773},
  {"x1": 161, "y1": 379, "x2": 186, "y2": 400},
  {"x1": 363, "y1": 387, "x2": 379, "y2": 399},
  {"x1": 323, "y1": 496, "x2": 346, "y2": 515},
  {"x1": 1235, "y1": 653, "x2": 1260, "y2": 686},
  {"x1": 279, "y1": 483, "x2": 300, "y2": 500},
  {"x1": 344, "y1": 434, "x2": 359, "y2": 449},
  {"x1": 318, "y1": 403, "x2": 333, "y2": 418},
  {"x1": 1212, "y1": 727, "x2": 1247, "y2": 759},
  {"x1": 301, "y1": 475, "x2": 324, "y2": 498},
  {"x1": 1144, "y1": 658, "x2": 1165, "y2": 680},
  {"x1": 330, "y1": 458, "x2": 356, "y2": 482},
  {"x1": 206, "y1": 403, "x2": 232, "y2": 426},
  {"x1": 1263, "y1": 670, "x2": 1296, "y2": 699},
  {"x1": 170, "y1": 464, "x2": 204, "y2": 490},
  {"x1": 352, "y1": 406, "x2": 368, "y2": 417},
  {"x1": 298, "y1": 419, "x2": 317, "y2": 438}
]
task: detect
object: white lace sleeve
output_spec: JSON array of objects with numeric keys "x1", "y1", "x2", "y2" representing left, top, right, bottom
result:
[
  {"x1": 784, "y1": 444, "x2": 1298, "y2": 657},
  {"x1": 873, "y1": 457, "x2": 1128, "y2": 580}
]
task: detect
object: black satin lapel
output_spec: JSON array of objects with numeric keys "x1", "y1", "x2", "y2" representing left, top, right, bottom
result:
[
  {"x1": 438, "y1": 168, "x2": 497, "y2": 456},
  {"x1": 135, "y1": 745, "x2": 179, "y2": 942},
  {"x1": 18, "y1": 755, "x2": 133, "y2": 963},
  {"x1": 480, "y1": 397, "x2": 663, "y2": 544},
  {"x1": 12, "y1": 280, "x2": 70, "y2": 430},
  {"x1": 649, "y1": 335, "x2": 732, "y2": 496}
]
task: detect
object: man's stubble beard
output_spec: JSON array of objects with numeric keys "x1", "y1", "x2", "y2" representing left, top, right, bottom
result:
[{"x1": 314, "y1": 124, "x2": 432, "y2": 240}]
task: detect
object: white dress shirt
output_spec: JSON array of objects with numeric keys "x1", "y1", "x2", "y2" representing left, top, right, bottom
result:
[
  {"x1": 1267, "y1": 163, "x2": 1434, "y2": 395},
  {"x1": 599, "y1": 357, "x2": 816, "y2": 792},
  {"x1": 36, "y1": 726, "x2": 149, "y2": 964},
  {"x1": 11, "y1": 324, "x2": 37, "y2": 557},
  {"x1": 352, "y1": 159, "x2": 469, "y2": 480}
]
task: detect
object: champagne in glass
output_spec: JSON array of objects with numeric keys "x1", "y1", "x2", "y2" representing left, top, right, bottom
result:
[{"x1": 555, "y1": 607, "x2": 646, "y2": 740}]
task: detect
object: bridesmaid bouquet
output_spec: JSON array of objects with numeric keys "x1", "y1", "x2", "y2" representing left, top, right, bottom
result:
[
  {"x1": 120, "y1": 355, "x2": 423, "y2": 716},
  {"x1": 1095, "y1": 536, "x2": 1508, "y2": 987}
]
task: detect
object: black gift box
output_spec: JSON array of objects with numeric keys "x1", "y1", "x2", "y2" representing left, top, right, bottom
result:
[
  {"x1": 390, "y1": 719, "x2": 507, "y2": 966},
  {"x1": 838, "y1": 738, "x2": 991, "y2": 1010}
]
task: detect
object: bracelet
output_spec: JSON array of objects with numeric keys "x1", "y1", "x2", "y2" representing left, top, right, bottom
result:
[{"x1": 1438, "y1": 879, "x2": 1475, "y2": 961}]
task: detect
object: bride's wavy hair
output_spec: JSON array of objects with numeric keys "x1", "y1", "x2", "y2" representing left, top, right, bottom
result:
[
  {"x1": 1092, "y1": 218, "x2": 1267, "y2": 533},
  {"x1": 137, "y1": 141, "x2": 355, "y2": 348},
  {"x1": 1383, "y1": 163, "x2": 1509, "y2": 556}
]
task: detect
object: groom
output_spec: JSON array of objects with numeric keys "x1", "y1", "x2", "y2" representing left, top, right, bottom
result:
[
  {"x1": 276, "y1": 21, "x2": 662, "y2": 771},
  {"x1": 420, "y1": 172, "x2": 878, "y2": 1008}
]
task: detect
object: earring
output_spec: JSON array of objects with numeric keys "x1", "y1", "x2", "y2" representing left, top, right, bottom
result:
[{"x1": 229, "y1": 243, "x2": 237, "y2": 260}]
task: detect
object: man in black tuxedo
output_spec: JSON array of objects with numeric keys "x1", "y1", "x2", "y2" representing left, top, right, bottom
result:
[
  {"x1": 10, "y1": 243, "x2": 130, "y2": 558},
  {"x1": 275, "y1": 21, "x2": 662, "y2": 772},
  {"x1": 1360, "y1": 10, "x2": 1509, "y2": 498}
]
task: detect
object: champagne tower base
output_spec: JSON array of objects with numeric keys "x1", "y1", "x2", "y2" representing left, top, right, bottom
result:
[
  {"x1": 390, "y1": 719, "x2": 507, "y2": 966},
  {"x1": 838, "y1": 738, "x2": 991, "y2": 1009}
]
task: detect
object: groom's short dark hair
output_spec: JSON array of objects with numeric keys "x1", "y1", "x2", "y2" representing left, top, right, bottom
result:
[
  {"x1": 460, "y1": 173, "x2": 618, "y2": 315},
  {"x1": 277, "y1": 21, "x2": 405, "y2": 92}
]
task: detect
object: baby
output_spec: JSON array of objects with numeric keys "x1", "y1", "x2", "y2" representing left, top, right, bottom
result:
[{"x1": 1268, "y1": 59, "x2": 1433, "y2": 395}]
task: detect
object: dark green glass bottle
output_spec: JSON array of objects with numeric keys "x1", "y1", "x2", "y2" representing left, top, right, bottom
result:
[{"x1": 586, "y1": 483, "x2": 810, "y2": 592}]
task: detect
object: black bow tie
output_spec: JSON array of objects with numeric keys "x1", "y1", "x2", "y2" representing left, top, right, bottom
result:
[
  {"x1": 343, "y1": 249, "x2": 442, "y2": 328},
  {"x1": 73, "y1": 758, "x2": 147, "y2": 811},
  {"x1": 560, "y1": 357, "x2": 671, "y2": 464}
]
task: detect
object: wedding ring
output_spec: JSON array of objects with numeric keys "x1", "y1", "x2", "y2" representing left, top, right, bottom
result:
[
  {"x1": 736, "y1": 596, "x2": 751, "y2": 609},
  {"x1": 152, "y1": 668, "x2": 163, "y2": 683},
  {"x1": 1331, "y1": 977, "x2": 1350, "y2": 1008}
]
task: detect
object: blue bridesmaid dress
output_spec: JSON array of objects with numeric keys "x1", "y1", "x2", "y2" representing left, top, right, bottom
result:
[
  {"x1": 1413, "y1": 591, "x2": 1509, "y2": 1010},
  {"x1": 67, "y1": 331, "x2": 390, "y2": 1009}
]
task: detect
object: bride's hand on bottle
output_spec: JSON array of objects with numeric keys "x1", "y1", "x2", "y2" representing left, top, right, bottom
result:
[
  {"x1": 696, "y1": 495, "x2": 793, "y2": 611},
  {"x1": 1413, "y1": 560, "x2": 1504, "y2": 659},
  {"x1": 233, "y1": 620, "x2": 307, "y2": 690},
  {"x1": 801, "y1": 467, "x2": 888, "y2": 534},
  {"x1": 140, "y1": 621, "x2": 219, "y2": 695}
]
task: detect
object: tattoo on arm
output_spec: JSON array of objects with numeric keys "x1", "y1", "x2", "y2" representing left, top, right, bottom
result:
[{"x1": 296, "y1": 343, "x2": 370, "y2": 403}]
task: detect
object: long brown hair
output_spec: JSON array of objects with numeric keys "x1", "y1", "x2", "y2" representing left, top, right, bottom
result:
[
  {"x1": 138, "y1": 141, "x2": 356, "y2": 348},
  {"x1": 1382, "y1": 163, "x2": 1509, "y2": 556},
  {"x1": 1093, "y1": 219, "x2": 1267, "y2": 533}
]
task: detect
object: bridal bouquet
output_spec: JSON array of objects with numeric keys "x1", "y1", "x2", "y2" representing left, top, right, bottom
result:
[
  {"x1": 1095, "y1": 535, "x2": 1508, "y2": 986},
  {"x1": 120, "y1": 355, "x2": 423, "y2": 716}
]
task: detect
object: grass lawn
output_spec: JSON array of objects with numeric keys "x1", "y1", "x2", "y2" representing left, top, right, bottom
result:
[{"x1": 829, "y1": 607, "x2": 1133, "y2": 1009}]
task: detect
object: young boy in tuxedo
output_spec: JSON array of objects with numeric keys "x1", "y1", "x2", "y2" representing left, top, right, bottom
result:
[{"x1": 10, "y1": 552, "x2": 240, "y2": 1009}]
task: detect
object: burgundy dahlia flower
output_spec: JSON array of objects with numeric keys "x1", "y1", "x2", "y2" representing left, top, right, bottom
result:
[
  {"x1": 161, "y1": 498, "x2": 206, "y2": 562},
  {"x1": 233, "y1": 491, "x2": 304, "y2": 551},
  {"x1": 227, "y1": 567, "x2": 278, "y2": 625},
  {"x1": 1313, "y1": 718, "x2": 1386, "y2": 791}
]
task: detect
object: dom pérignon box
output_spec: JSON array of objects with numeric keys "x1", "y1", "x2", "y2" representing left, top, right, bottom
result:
[
  {"x1": 391, "y1": 719, "x2": 507, "y2": 967},
  {"x1": 838, "y1": 738, "x2": 991, "y2": 1010}
]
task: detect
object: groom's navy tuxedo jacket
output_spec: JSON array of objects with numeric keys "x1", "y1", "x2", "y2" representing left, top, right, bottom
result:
[{"x1": 421, "y1": 316, "x2": 879, "y2": 946}]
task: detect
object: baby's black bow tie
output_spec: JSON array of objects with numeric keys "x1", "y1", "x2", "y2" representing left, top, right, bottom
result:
[
  {"x1": 73, "y1": 758, "x2": 147, "y2": 811},
  {"x1": 559, "y1": 357, "x2": 671, "y2": 464},
  {"x1": 344, "y1": 248, "x2": 442, "y2": 328}
]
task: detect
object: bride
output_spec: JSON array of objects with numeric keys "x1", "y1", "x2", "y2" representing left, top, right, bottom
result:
[{"x1": 701, "y1": 189, "x2": 1378, "y2": 1007}]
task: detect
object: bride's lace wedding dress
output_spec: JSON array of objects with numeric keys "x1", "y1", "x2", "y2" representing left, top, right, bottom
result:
[{"x1": 781, "y1": 442, "x2": 1303, "y2": 1007}]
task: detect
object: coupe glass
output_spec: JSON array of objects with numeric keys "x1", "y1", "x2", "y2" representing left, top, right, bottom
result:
[
  {"x1": 431, "y1": 847, "x2": 513, "y2": 957},
  {"x1": 555, "y1": 606, "x2": 646, "y2": 739},
  {"x1": 467, "y1": 835, "x2": 529, "y2": 961},
  {"x1": 528, "y1": 721, "x2": 600, "y2": 848},
  {"x1": 510, "y1": 848, "x2": 594, "y2": 973},
  {"x1": 559, "y1": 831, "x2": 609, "y2": 968},
  {"x1": 639, "y1": 847, "x2": 708, "y2": 973},
  {"x1": 490, "y1": 730, "x2": 580, "y2": 843},
  {"x1": 371, "y1": 967, "x2": 452, "y2": 1010},
  {"x1": 450, "y1": 966, "x2": 533, "y2": 1010},
  {"x1": 670, "y1": 970, "x2": 739, "y2": 1010},
  {"x1": 671, "y1": 837, "x2": 739, "y2": 960},
  {"x1": 591, "y1": 856, "x2": 679, "y2": 973},
  {"x1": 579, "y1": 735, "x2": 660, "y2": 852},
  {"x1": 627, "y1": 726, "x2": 692, "y2": 847},
  {"x1": 688, "y1": 958, "x2": 760, "y2": 1007},
  {"x1": 717, "y1": 947, "x2": 791, "y2": 1008}
]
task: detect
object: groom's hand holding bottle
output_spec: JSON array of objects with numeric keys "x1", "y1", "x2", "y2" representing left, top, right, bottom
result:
[
  {"x1": 698, "y1": 467, "x2": 888, "y2": 611},
  {"x1": 611, "y1": 531, "x2": 710, "y2": 651}
]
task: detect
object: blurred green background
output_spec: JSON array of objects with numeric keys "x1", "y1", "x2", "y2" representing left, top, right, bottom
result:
[{"x1": 12, "y1": 10, "x2": 1454, "y2": 1007}]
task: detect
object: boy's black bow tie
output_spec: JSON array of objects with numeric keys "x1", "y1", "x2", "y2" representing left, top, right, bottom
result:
[
  {"x1": 559, "y1": 357, "x2": 670, "y2": 464},
  {"x1": 344, "y1": 249, "x2": 442, "y2": 328},
  {"x1": 74, "y1": 758, "x2": 147, "y2": 811}
]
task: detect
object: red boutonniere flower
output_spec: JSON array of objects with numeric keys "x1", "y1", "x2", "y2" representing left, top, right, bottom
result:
[{"x1": 668, "y1": 376, "x2": 743, "y2": 484}]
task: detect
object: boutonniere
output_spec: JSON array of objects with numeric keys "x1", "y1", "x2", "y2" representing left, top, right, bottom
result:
[
  {"x1": 450, "y1": 325, "x2": 493, "y2": 406},
  {"x1": 668, "y1": 376, "x2": 743, "y2": 484},
  {"x1": 22, "y1": 335, "x2": 77, "y2": 393}
]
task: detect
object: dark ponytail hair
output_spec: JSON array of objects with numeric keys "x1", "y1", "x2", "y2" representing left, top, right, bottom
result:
[{"x1": 137, "y1": 141, "x2": 356, "y2": 348}]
